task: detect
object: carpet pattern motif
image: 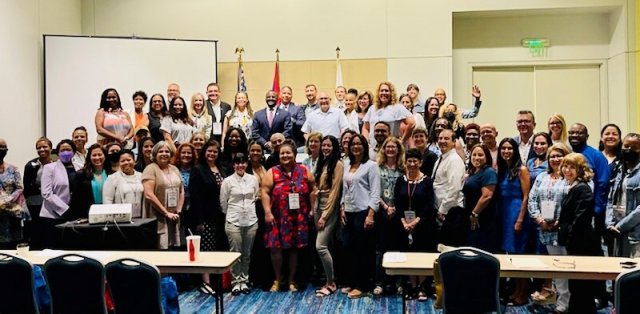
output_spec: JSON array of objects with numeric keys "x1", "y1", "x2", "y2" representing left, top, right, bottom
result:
[{"x1": 178, "y1": 285, "x2": 613, "y2": 314}]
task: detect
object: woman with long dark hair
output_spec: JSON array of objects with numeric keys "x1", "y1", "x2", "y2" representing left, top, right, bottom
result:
[
  {"x1": 313, "y1": 135, "x2": 343, "y2": 297},
  {"x1": 220, "y1": 127, "x2": 248, "y2": 173},
  {"x1": 599, "y1": 123, "x2": 622, "y2": 164},
  {"x1": 497, "y1": 137, "x2": 531, "y2": 305},
  {"x1": 134, "y1": 136, "x2": 154, "y2": 172},
  {"x1": 95, "y1": 88, "x2": 134, "y2": 147},
  {"x1": 161, "y1": 96, "x2": 195, "y2": 151},
  {"x1": 148, "y1": 94, "x2": 168, "y2": 143},
  {"x1": 189, "y1": 140, "x2": 228, "y2": 295},
  {"x1": 68, "y1": 143, "x2": 109, "y2": 220},
  {"x1": 340, "y1": 134, "x2": 380, "y2": 299},
  {"x1": 463, "y1": 144, "x2": 498, "y2": 253}
]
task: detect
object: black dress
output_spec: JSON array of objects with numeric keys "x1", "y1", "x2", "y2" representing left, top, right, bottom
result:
[
  {"x1": 393, "y1": 175, "x2": 437, "y2": 252},
  {"x1": 462, "y1": 166, "x2": 498, "y2": 252}
]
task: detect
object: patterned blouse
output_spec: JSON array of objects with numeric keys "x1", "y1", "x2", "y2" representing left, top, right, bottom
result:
[
  {"x1": 528, "y1": 172, "x2": 568, "y2": 245},
  {"x1": 379, "y1": 165, "x2": 403, "y2": 208}
]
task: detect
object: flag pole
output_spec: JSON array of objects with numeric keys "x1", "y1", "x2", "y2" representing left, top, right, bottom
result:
[
  {"x1": 235, "y1": 47, "x2": 246, "y2": 92},
  {"x1": 273, "y1": 49, "x2": 281, "y2": 104},
  {"x1": 335, "y1": 46, "x2": 343, "y2": 88}
]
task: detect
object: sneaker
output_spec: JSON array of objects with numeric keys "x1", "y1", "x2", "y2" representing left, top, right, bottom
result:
[
  {"x1": 231, "y1": 284, "x2": 241, "y2": 296},
  {"x1": 240, "y1": 283, "x2": 250, "y2": 294},
  {"x1": 340, "y1": 287, "x2": 352, "y2": 294},
  {"x1": 198, "y1": 282, "x2": 215, "y2": 295},
  {"x1": 288, "y1": 282, "x2": 298, "y2": 292},
  {"x1": 372, "y1": 285, "x2": 383, "y2": 296}
]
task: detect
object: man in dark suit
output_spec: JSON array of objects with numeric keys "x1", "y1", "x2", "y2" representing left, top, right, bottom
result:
[
  {"x1": 252, "y1": 90, "x2": 292, "y2": 152},
  {"x1": 280, "y1": 86, "x2": 306, "y2": 148},
  {"x1": 205, "y1": 82, "x2": 232, "y2": 143}
]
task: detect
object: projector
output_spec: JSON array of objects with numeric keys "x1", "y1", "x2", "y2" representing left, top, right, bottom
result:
[{"x1": 88, "y1": 204, "x2": 133, "y2": 224}]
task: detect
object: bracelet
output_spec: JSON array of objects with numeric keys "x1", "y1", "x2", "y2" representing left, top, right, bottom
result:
[{"x1": 471, "y1": 211, "x2": 479, "y2": 218}]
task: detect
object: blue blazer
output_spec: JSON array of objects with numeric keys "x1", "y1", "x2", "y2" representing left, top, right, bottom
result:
[
  {"x1": 252, "y1": 107, "x2": 292, "y2": 145},
  {"x1": 281, "y1": 103, "x2": 306, "y2": 147}
]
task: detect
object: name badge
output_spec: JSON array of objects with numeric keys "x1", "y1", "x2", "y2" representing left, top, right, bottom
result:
[
  {"x1": 132, "y1": 202, "x2": 142, "y2": 217},
  {"x1": 212, "y1": 122, "x2": 222, "y2": 135},
  {"x1": 404, "y1": 210, "x2": 416, "y2": 223},
  {"x1": 166, "y1": 187, "x2": 179, "y2": 208},
  {"x1": 541, "y1": 200, "x2": 556, "y2": 220},
  {"x1": 289, "y1": 193, "x2": 300, "y2": 210}
]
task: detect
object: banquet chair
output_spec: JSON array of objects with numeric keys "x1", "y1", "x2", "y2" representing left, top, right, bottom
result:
[
  {"x1": 615, "y1": 268, "x2": 640, "y2": 314},
  {"x1": 43, "y1": 254, "x2": 107, "y2": 314},
  {"x1": 0, "y1": 253, "x2": 39, "y2": 314},
  {"x1": 439, "y1": 247, "x2": 501, "y2": 314},
  {"x1": 106, "y1": 258, "x2": 163, "y2": 314}
]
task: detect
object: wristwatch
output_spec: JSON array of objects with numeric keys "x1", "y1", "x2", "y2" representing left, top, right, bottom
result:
[{"x1": 471, "y1": 211, "x2": 479, "y2": 218}]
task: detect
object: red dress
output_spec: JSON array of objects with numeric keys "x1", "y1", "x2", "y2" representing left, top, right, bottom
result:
[{"x1": 264, "y1": 164, "x2": 310, "y2": 249}]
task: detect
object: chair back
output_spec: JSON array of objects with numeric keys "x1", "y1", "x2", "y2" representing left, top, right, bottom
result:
[
  {"x1": 615, "y1": 268, "x2": 640, "y2": 314},
  {"x1": 43, "y1": 254, "x2": 106, "y2": 314},
  {"x1": 439, "y1": 247, "x2": 500, "y2": 314},
  {"x1": 106, "y1": 258, "x2": 163, "y2": 314},
  {"x1": 0, "y1": 253, "x2": 39, "y2": 314}
]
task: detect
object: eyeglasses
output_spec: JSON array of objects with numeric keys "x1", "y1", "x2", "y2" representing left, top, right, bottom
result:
[{"x1": 516, "y1": 120, "x2": 532, "y2": 125}]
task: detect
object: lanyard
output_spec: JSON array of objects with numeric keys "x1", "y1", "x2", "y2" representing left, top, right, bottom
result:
[{"x1": 406, "y1": 174, "x2": 423, "y2": 211}]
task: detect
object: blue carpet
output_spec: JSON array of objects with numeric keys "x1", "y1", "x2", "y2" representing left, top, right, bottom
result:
[{"x1": 178, "y1": 285, "x2": 614, "y2": 314}]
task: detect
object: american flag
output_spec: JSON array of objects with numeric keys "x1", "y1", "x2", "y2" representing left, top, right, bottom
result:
[{"x1": 237, "y1": 60, "x2": 247, "y2": 92}]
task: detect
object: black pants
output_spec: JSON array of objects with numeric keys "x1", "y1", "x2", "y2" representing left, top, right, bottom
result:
[
  {"x1": 439, "y1": 207, "x2": 469, "y2": 247},
  {"x1": 40, "y1": 217, "x2": 65, "y2": 249},
  {"x1": 342, "y1": 211, "x2": 375, "y2": 291}
]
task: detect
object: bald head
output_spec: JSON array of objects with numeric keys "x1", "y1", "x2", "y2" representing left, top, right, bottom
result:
[
  {"x1": 480, "y1": 123, "x2": 498, "y2": 146},
  {"x1": 270, "y1": 133, "x2": 285, "y2": 152},
  {"x1": 318, "y1": 92, "x2": 331, "y2": 112}
]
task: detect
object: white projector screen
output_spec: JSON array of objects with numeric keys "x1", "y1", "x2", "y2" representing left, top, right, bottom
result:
[{"x1": 44, "y1": 35, "x2": 217, "y2": 146}]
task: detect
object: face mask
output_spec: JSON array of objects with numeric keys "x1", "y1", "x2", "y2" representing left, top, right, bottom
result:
[
  {"x1": 622, "y1": 149, "x2": 640, "y2": 164},
  {"x1": 58, "y1": 151, "x2": 74, "y2": 163},
  {"x1": 266, "y1": 100, "x2": 277, "y2": 108},
  {"x1": 108, "y1": 152, "x2": 120, "y2": 164},
  {"x1": 444, "y1": 112, "x2": 455, "y2": 121},
  {"x1": 0, "y1": 148, "x2": 7, "y2": 160}
]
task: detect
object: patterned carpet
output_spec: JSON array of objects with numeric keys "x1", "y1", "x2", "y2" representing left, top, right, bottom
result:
[{"x1": 178, "y1": 285, "x2": 614, "y2": 314}]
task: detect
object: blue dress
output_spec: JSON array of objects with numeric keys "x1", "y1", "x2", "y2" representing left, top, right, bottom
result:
[
  {"x1": 498, "y1": 172, "x2": 530, "y2": 253},
  {"x1": 463, "y1": 167, "x2": 498, "y2": 253}
]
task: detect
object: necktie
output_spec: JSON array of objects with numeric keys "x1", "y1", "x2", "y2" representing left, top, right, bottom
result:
[{"x1": 268, "y1": 109, "x2": 274, "y2": 127}]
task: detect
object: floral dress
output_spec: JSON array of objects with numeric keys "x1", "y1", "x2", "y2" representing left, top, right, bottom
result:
[
  {"x1": 0, "y1": 163, "x2": 25, "y2": 244},
  {"x1": 264, "y1": 165, "x2": 310, "y2": 249}
]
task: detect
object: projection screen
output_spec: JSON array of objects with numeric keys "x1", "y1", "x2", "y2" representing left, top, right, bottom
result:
[{"x1": 44, "y1": 35, "x2": 218, "y2": 145}]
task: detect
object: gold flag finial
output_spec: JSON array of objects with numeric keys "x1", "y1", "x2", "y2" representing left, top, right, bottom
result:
[{"x1": 235, "y1": 47, "x2": 245, "y2": 63}]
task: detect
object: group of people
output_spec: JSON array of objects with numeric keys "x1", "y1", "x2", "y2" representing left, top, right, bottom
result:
[{"x1": 0, "y1": 79, "x2": 636, "y2": 313}]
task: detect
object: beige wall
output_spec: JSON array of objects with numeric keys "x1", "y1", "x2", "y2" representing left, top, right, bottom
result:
[
  {"x1": 0, "y1": 0, "x2": 81, "y2": 167},
  {"x1": 217, "y1": 59, "x2": 386, "y2": 108}
]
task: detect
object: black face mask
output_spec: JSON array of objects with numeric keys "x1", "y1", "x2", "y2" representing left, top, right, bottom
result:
[
  {"x1": 0, "y1": 148, "x2": 7, "y2": 161},
  {"x1": 444, "y1": 112, "x2": 455, "y2": 122},
  {"x1": 107, "y1": 152, "x2": 120, "y2": 164},
  {"x1": 622, "y1": 149, "x2": 640, "y2": 164}
]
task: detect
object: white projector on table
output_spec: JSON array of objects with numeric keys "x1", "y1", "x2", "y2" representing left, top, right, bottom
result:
[{"x1": 88, "y1": 203, "x2": 132, "y2": 224}]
